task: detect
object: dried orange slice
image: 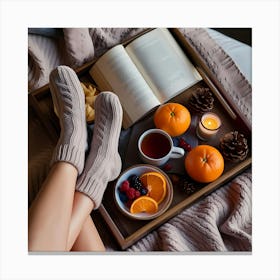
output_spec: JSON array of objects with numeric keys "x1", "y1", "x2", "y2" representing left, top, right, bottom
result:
[
  {"x1": 140, "y1": 172, "x2": 167, "y2": 204},
  {"x1": 130, "y1": 196, "x2": 158, "y2": 214}
]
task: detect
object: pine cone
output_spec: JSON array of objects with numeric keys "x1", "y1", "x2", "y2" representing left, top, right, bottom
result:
[
  {"x1": 178, "y1": 176, "x2": 201, "y2": 195},
  {"x1": 188, "y1": 87, "x2": 214, "y2": 113},
  {"x1": 219, "y1": 131, "x2": 249, "y2": 162}
]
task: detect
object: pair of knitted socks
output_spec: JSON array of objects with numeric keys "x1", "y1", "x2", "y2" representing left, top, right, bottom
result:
[{"x1": 49, "y1": 65, "x2": 123, "y2": 209}]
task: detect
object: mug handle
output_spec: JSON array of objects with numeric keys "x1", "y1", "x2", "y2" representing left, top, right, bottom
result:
[{"x1": 170, "y1": 146, "x2": 185, "y2": 158}]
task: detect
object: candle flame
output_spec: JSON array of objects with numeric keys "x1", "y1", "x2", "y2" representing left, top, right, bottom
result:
[{"x1": 202, "y1": 117, "x2": 219, "y2": 130}]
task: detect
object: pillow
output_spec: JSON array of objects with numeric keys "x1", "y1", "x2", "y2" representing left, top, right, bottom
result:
[{"x1": 63, "y1": 28, "x2": 95, "y2": 68}]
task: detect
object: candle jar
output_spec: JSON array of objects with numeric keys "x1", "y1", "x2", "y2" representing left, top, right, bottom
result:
[{"x1": 196, "y1": 112, "x2": 221, "y2": 141}]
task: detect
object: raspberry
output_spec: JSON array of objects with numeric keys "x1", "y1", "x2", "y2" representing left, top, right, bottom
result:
[
  {"x1": 179, "y1": 138, "x2": 192, "y2": 152},
  {"x1": 135, "y1": 190, "x2": 141, "y2": 198},
  {"x1": 119, "y1": 180, "x2": 130, "y2": 192},
  {"x1": 162, "y1": 163, "x2": 172, "y2": 171},
  {"x1": 126, "y1": 187, "x2": 136, "y2": 200},
  {"x1": 186, "y1": 144, "x2": 192, "y2": 152}
]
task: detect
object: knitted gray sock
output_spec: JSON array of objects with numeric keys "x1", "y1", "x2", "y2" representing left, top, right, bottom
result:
[
  {"x1": 76, "y1": 92, "x2": 123, "y2": 209},
  {"x1": 49, "y1": 65, "x2": 87, "y2": 175}
]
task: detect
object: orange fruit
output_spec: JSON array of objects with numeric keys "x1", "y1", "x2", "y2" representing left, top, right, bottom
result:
[
  {"x1": 153, "y1": 102, "x2": 191, "y2": 137},
  {"x1": 140, "y1": 172, "x2": 167, "y2": 204},
  {"x1": 130, "y1": 196, "x2": 158, "y2": 214},
  {"x1": 185, "y1": 145, "x2": 224, "y2": 183}
]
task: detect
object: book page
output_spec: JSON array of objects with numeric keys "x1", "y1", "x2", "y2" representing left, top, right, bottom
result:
[
  {"x1": 89, "y1": 45, "x2": 160, "y2": 127},
  {"x1": 125, "y1": 28, "x2": 202, "y2": 103}
]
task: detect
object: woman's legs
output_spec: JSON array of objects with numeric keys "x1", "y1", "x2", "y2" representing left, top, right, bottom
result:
[
  {"x1": 28, "y1": 165, "x2": 103, "y2": 252},
  {"x1": 66, "y1": 191, "x2": 94, "y2": 250},
  {"x1": 28, "y1": 167, "x2": 104, "y2": 252},
  {"x1": 71, "y1": 215, "x2": 105, "y2": 252},
  {"x1": 29, "y1": 66, "x2": 87, "y2": 251},
  {"x1": 28, "y1": 66, "x2": 123, "y2": 251},
  {"x1": 28, "y1": 162, "x2": 78, "y2": 251}
]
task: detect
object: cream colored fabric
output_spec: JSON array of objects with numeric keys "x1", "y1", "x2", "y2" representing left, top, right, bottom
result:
[
  {"x1": 63, "y1": 28, "x2": 95, "y2": 68},
  {"x1": 76, "y1": 92, "x2": 123, "y2": 209},
  {"x1": 180, "y1": 28, "x2": 252, "y2": 125},
  {"x1": 49, "y1": 66, "x2": 87, "y2": 175},
  {"x1": 28, "y1": 28, "x2": 145, "y2": 92},
  {"x1": 28, "y1": 34, "x2": 65, "y2": 91}
]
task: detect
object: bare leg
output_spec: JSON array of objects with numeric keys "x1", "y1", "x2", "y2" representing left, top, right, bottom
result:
[
  {"x1": 28, "y1": 162, "x2": 77, "y2": 251},
  {"x1": 66, "y1": 191, "x2": 94, "y2": 250},
  {"x1": 71, "y1": 215, "x2": 105, "y2": 252},
  {"x1": 28, "y1": 165, "x2": 106, "y2": 251}
]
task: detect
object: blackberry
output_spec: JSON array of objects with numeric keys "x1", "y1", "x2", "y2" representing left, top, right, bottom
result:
[
  {"x1": 128, "y1": 175, "x2": 143, "y2": 191},
  {"x1": 128, "y1": 175, "x2": 138, "y2": 185},
  {"x1": 119, "y1": 192, "x2": 128, "y2": 203}
]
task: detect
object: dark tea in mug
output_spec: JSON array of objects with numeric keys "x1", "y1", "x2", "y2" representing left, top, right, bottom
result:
[{"x1": 140, "y1": 132, "x2": 171, "y2": 159}]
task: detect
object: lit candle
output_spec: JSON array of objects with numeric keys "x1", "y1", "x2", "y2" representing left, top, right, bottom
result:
[{"x1": 196, "y1": 112, "x2": 221, "y2": 140}]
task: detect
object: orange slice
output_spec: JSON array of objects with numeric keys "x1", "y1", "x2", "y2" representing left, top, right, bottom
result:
[
  {"x1": 140, "y1": 171, "x2": 167, "y2": 204},
  {"x1": 130, "y1": 196, "x2": 158, "y2": 214}
]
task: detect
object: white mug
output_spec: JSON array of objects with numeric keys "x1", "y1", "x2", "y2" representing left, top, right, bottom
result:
[{"x1": 138, "y1": 128, "x2": 185, "y2": 166}]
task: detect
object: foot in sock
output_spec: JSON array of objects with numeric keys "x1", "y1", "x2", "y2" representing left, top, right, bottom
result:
[
  {"x1": 49, "y1": 65, "x2": 87, "y2": 175},
  {"x1": 76, "y1": 91, "x2": 123, "y2": 209}
]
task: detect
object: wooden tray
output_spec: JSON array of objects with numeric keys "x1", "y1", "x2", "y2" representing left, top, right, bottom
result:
[
  {"x1": 28, "y1": 28, "x2": 252, "y2": 250},
  {"x1": 99, "y1": 82, "x2": 251, "y2": 250}
]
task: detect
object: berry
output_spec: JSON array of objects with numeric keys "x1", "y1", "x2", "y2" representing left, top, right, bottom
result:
[
  {"x1": 140, "y1": 187, "x2": 148, "y2": 196},
  {"x1": 119, "y1": 192, "x2": 128, "y2": 203},
  {"x1": 129, "y1": 175, "x2": 143, "y2": 191},
  {"x1": 119, "y1": 180, "x2": 130, "y2": 192},
  {"x1": 128, "y1": 175, "x2": 138, "y2": 185},
  {"x1": 162, "y1": 163, "x2": 172, "y2": 171},
  {"x1": 172, "y1": 137, "x2": 180, "y2": 146},
  {"x1": 179, "y1": 138, "x2": 192, "y2": 152},
  {"x1": 126, "y1": 187, "x2": 136, "y2": 200},
  {"x1": 135, "y1": 190, "x2": 141, "y2": 198},
  {"x1": 186, "y1": 144, "x2": 192, "y2": 152},
  {"x1": 133, "y1": 181, "x2": 142, "y2": 191}
]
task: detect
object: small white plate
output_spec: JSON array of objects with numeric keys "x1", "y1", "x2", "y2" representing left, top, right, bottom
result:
[{"x1": 114, "y1": 164, "x2": 173, "y2": 220}]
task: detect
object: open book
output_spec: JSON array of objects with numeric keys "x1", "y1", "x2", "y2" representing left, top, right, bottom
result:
[{"x1": 89, "y1": 28, "x2": 202, "y2": 129}]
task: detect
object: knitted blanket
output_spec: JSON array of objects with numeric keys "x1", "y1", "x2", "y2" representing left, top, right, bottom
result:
[{"x1": 28, "y1": 28, "x2": 252, "y2": 252}]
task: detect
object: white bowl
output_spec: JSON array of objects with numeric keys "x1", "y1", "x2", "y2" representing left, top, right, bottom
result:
[{"x1": 114, "y1": 164, "x2": 173, "y2": 220}]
